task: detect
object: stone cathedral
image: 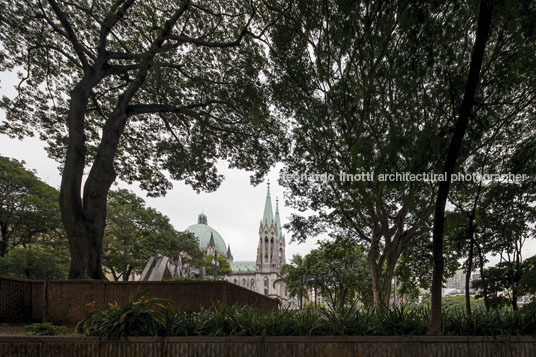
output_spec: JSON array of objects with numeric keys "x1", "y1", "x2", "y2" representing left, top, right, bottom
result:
[{"x1": 185, "y1": 183, "x2": 288, "y2": 303}]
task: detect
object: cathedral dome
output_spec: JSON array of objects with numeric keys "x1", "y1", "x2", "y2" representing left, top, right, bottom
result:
[{"x1": 186, "y1": 213, "x2": 227, "y2": 254}]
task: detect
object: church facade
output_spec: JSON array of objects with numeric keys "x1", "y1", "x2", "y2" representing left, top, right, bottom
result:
[{"x1": 185, "y1": 183, "x2": 288, "y2": 303}]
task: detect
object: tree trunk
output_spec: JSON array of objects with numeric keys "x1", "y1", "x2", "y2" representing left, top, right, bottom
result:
[
  {"x1": 124, "y1": 266, "x2": 133, "y2": 282},
  {"x1": 60, "y1": 63, "x2": 115, "y2": 280},
  {"x1": 61, "y1": 79, "x2": 95, "y2": 279},
  {"x1": 511, "y1": 289, "x2": 518, "y2": 311},
  {"x1": 465, "y1": 223, "x2": 475, "y2": 315},
  {"x1": 0, "y1": 223, "x2": 8, "y2": 257},
  {"x1": 369, "y1": 254, "x2": 397, "y2": 311},
  {"x1": 428, "y1": 0, "x2": 493, "y2": 335},
  {"x1": 475, "y1": 243, "x2": 490, "y2": 310}
]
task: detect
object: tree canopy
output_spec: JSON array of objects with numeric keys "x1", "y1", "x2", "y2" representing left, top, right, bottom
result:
[
  {"x1": 0, "y1": 155, "x2": 61, "y2": 257},
  {"x1": 261, "y1": 0, "x2": 536, "y2": 314},
  {"x1": 279, "y1": 238, "x2": 372, "y2": 310},
  {"x1": 0, "y1": 0, "x2": 285, "y2": 278}
]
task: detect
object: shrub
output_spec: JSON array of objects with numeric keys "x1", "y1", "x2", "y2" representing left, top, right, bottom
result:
[
  {"x1": 24, "y1": 322, "x2": 66, "y2": 336},
  {"x1": 75, "y1": 288, "x2": 168, "y2": 337},
  {"x1": 76, "y1": 297, "x2": 536, "y2": 337}
]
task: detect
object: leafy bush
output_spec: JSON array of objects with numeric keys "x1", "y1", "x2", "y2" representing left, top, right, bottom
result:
[
  {"x1": 0, "y1": 246, "x2": 69, "y2": 279},
  {"x1": 24, "y1": 322, "x2": 66, "y2": 336},
  {"x1": 75, "y1": 288, "x2": 168, "y2": 337},
  {"x1": 76, "y1": 298, "x2": 536, "y2": 337}
]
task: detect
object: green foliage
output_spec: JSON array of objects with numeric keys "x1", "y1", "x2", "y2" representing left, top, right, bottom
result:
[
  {"x1": 520, "y1": 255, "x2": 536, "y2": 296},
  {"x1": 442, "y1": 307, "x2": 536, "y2": 336},
  {"x1": 0, "y1": 156, "x2": 61, "y2": 256},
  {"x1": 278, "y1": 255, "x2": 309, "y2": 308},
  {"x1": 24, "y1": 322, "x2": 66, "y2": 336},
  {"x1": 266, "y1": 0, "x2": 536, "y2": 311},
  {"x1": 440, "y1": 296, "x2": 486, "y2": 312},
  {"x1": 0, "y1": 1, "x2": 285, "y2": 195},
  {"x1": 77, "y1": 300, "x2": 536, "y2": 337},
  {"x1": 0, "y1": 245, "x2": 69, "y2": 279},
  {"x1": 280, "y1": 238, "x2": 372, "y2": 309},
  {"x1": 103, "y1": 189, "x2": 203, "y2": 281},
  {"x1": 305, "y1": 238, "x2": 373, "y2": 309},
  {"x1": 303, "y1": 301, "x2": 324, "y2": 310},
  {"x1": 75, "y1": 289, "x2": 169, "y2": 338},
  {"x1": 202, "y1": 255, "x2": 232, "y2": 278}
]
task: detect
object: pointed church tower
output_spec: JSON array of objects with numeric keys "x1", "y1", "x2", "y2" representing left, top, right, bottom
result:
[
  {"x1": 207, "y1": 232, "x2": 216, "y2": 256},
  {"x1": 262, "y1": 181, "x2": 274, "y2": 226},
  {"x1": 227, "y1": 244, "x2": 233, "y2": 262},
  {"x1": 274, "y1": 197, "x2": 286, "y2": 266},
  {"x1": 275, "y1": 197, "x2": 282, "y2": 238},
  {"x1": 256, "y1": 181, "x2": 285, "y2": 272}
]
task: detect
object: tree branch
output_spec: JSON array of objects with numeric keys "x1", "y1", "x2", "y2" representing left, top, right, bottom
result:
[
  {"x1": 98, "y1": 0, "x2": 136, "y2": 54},
  {"x1": 164, "y1": 11, "x2": 255, "y2": 48},
  {"x1": 126, "y1": 101, "x2": 225, "y2": 116},
  {"x1": 46, "y1": 0, "x2": 90, "y2": 69}
]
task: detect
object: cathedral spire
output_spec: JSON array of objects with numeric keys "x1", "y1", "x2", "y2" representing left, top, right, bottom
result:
[
  {"x1": 275, "y1": 197, "x2": 282, "y2": 238},
  {"x1": 262, "y1": 180, "x2": 274, "y2": 226},
  {"x1": 208, "y1": 232, "x2": 215, "y2": 247},
  {"x1": 227, "y1": 244, "x2": 233, "y2": 261}
]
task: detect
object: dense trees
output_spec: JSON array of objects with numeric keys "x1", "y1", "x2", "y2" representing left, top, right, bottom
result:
[
  {"x1": 0, "y1": 0, "x2": 284, "y2": 279},
  {"x1": 279, "y1": 238, "x2": 372, "y2": 310},
  {"x1": 0, "y1": 246, "x2": 69, "y2": 279},
  {"x1": 260, "y1": 0, "x2": 535, "y2": 326},
  {"x1": 0, "y1": 156, "x2": 61, "y2": 257},
  {"x1": 103, "y1": 189, "x2": 202, "y2": 281}
]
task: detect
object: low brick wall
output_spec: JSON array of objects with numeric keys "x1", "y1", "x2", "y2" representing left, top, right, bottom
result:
[
  {"x1": 0, "y1": 336, "x2": 535, "y2": 357},
  {"x1": 0, "y1": 276, "x2": 277, "y2": 324}
]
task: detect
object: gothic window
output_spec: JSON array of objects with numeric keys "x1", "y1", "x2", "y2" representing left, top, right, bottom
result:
[
  {"x1": 242, "y1": 279, "x2": 246, "y2": 287},
  {"x1": 251, "y1": 279, "x2": 255, "y2": 288},
  {"x1": 270, "y1": 238, "x2": 274, "y2": 260},
  {"x1": 279, "y1": 248, "x2": 282, "y2": 260},
  {"x1": 264, "y1": 277, "x2": 269, "y2": 295},
  {"x1": 264, "y1": 237, "x2": 268, "y2": 261}
]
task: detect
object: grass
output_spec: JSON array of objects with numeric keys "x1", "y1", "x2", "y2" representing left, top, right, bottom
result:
[{"x1": 24, "y1": 322, "x2": 67, "y2": 336}]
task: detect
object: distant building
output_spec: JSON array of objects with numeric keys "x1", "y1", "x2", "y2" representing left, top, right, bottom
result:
[
  {"x1": 443, "y1": 269, "x2": 481, "y2": 297},
  {"x1": 185, "y1": 183, "x2": 288, "y2": 303}
]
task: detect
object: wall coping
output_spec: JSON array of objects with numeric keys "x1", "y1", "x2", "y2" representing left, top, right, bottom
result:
[{"x1": 1, "y1": 335, "x2": 535, "y2": 343}]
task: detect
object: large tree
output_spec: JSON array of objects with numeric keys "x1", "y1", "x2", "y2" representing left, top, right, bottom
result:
[
  {"x1": 262, "y1": 0, "x2": 536, "y2": 312},
  {"x1": 262, "y1": 0, "x2": 483, "y2": 310},
  {"x1": 0, "y1": 0, "x2": 284, "y2": 278},
  {"x1": 0, "y1": 156, "x2": 61, "y2": 257},
  {"x1": 304, "y1": 238, "x2": 373, "y2": 310},
  {"x1": 103, "y1": 189, "x2": 202, "y2": 281}
]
